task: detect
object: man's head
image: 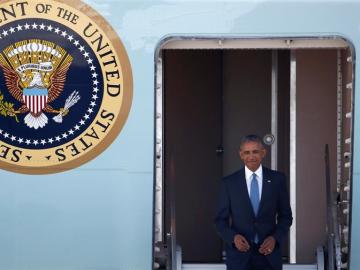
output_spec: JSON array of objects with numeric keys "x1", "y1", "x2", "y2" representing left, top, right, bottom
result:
[{"x1": 239, "y1": 134, "x2": 266, "y2": 172}]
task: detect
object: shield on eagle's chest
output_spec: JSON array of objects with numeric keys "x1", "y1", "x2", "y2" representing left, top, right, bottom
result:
[{"x1": 22, "y1": 88, "x2": 49, "y2": 114}]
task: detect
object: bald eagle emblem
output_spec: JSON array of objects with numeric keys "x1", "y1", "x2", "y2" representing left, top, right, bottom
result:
[{"x1": 0, "y1": 40, "x2": 80, "y2": 129}]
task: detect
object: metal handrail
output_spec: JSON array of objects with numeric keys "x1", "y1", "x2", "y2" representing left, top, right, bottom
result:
[
  {"x1": 325, "y1": 144, "x2": 342, "y2": 270},
  {"x1": 332, "y1": 203, "x2": 342, "y2": 270},
  {"x1": 169, "y1": 156, "x2": 177, "y2": 270},
  {"x1": 317, "y1": 246, "x2": 325, "y2": 270}
]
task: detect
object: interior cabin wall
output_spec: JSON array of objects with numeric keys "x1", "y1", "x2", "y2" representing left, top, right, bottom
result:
[
  {"x1": 164, "y1": 49, "x2": 276, "y2": 263},
  {"x1": 164, "y1": 50, "x2": 223, "y2": 263},
  {"x1": 277, "y1": 50, "x2": 291, "y2": 258},
  {"x1": 163, "y1": 48, "x2": 338, "y2": 264},
  {"x1": 222, "y1": 50, "x2": 272, "y2": 176},
  {"x1": 277, "y1": 51, "x2": 291, "y2": 182},
  {"x1": 295, "y1": 49, "x2": 338, "y2": 263}
]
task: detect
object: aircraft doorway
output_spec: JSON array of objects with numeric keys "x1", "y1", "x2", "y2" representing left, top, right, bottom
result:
[{"x1": 154, "y1": 38, "x2": 354, "y2": 269}]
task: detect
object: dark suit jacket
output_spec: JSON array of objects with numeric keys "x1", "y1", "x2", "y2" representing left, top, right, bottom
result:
[{"x1": 214, "y1": 166, "x2": 293, "y2": 270}]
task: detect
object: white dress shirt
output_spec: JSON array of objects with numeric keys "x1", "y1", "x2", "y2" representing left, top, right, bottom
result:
[{"x1": 245, "y1": 165, "x2": 263, "y2": 199}]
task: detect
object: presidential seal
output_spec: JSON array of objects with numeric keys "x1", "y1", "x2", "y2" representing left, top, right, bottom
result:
[{"x1": 0, "y1": 0, "x2": 133, "y2": 174}]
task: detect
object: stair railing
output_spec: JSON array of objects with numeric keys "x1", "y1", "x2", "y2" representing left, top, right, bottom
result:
[{"x1": 325, "y1": 144, "x2": 342, "y2": 270}]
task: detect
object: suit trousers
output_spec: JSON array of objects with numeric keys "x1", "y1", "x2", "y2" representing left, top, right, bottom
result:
[{"x1": 243, "y1": 243, "x2": 273, "y2": 270}]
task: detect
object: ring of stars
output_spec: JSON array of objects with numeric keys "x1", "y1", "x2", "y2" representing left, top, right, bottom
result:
[{"x1": 0, "y1": 21, "x2": 102, "y2": 147}]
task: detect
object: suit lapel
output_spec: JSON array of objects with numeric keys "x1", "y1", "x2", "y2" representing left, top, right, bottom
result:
[
  {"x1": 237, "y1": 169, "x2": 255, "y2": 218},
  {"x1": 258, "y1": 167, "x2": 272, "y2": 216}
]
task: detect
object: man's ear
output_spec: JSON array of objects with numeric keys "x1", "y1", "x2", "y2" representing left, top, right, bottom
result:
[
  {"x1": 239, "y1": 150, "x2": 244, "y2": 161},
  {"x1": 261, "y1": 148, "x2": 267, "y2": 158}
]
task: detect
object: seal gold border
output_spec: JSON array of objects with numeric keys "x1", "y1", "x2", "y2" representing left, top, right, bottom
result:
[{"x1": 0, "y1": 0, "x2": 133, "y2": 174}]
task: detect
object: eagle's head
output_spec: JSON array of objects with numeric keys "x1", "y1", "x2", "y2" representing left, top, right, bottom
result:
[{"x1": 30, "y1": 72, "x2": 44, "y2": 87}]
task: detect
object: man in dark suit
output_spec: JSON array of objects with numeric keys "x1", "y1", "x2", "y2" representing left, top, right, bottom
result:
[{"x1": 214, "y1": 135, "x2": 292, "y2": 270}]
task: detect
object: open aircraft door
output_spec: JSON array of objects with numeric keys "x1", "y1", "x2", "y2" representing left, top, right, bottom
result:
[{"x1": 154, "y1": 37, "x2": 354, "y2": 270}]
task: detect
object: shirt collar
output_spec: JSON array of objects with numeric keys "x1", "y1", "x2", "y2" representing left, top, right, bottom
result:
[{"x1": 245, "y1": 164, "x2": 263, "y2": 180}]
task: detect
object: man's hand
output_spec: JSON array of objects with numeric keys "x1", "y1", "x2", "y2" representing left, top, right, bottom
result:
[
  {"x1": 259, "y1": 236, "x2": 276, "y2": 255},
  {"x1": 233, "y1": 234, "x2": 250, "y2": 252}
]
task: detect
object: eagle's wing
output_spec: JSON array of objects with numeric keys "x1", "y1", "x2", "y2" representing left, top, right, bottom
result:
[
  {"x1": 48, "y1": 62, "x2": 71, "y2": 103},
  {"x1": 0, "y1": 64, "x2": 23, "y2": 102}
]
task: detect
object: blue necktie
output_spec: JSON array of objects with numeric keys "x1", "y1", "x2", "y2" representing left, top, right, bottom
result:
[
  {"x1": 250, "y1": 173, "x2": 260, "y2": 215},
  {"x1": 250, "y1": 173, "x2": 260, "y2": 243}
]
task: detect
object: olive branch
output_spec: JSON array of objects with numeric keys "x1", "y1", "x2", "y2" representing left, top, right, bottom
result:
[{"x1": 0, "y1": 91, "x2": 19, "y2": 123}]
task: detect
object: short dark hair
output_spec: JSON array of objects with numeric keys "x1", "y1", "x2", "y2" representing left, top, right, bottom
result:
[{"x1": 239, "y1": 134, "x2": 264, "y2": 150}]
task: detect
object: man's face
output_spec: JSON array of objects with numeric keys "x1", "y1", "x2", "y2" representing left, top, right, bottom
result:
[{"x1": 239, "y1": 141, "x2": 266, "y2": 172}]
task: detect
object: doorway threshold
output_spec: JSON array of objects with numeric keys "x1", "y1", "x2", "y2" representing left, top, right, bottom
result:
[{"x1": 182, "y1": 263, "x2": 317, "y2": 270}]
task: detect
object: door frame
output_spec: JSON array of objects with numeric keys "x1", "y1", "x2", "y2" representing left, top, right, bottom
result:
[{"x1": 153, "y1": 36, "x2": 354, "y2": 266}]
